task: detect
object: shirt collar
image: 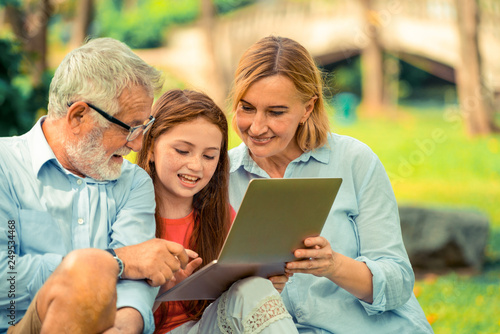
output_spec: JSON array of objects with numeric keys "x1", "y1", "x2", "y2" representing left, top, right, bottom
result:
[
  {"x1": 27, "y1": 116, "x2": 58, "y2": 177},
  {"x1": 27, "y1": 116, "x2": 114, "y2": 184},
  {"x1": 228, "y1": 143, "x2": 266, "y2": 177},
  {"x1": 230, "y1": 140, "x2": 331, "y2": 175},
  {"x1": 296, "y1": 143, "x2": 330, "y2": 164}
]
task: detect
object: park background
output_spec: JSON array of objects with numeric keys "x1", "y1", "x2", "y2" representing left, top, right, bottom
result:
[{"x1": 0, "y1": 0, "x2": 499, "y2": 332}]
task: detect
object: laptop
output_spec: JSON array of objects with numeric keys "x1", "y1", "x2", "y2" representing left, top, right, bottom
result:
[{"x1": 156, "y1": 177, "x2": 342, "y2": 302}]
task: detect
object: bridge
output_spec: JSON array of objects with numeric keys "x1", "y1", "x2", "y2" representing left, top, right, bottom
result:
[{"x1": 136, "y1": 0, "x2": 500, "y2": 131}]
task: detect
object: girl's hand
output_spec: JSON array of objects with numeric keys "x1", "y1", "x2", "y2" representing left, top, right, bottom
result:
[
  {"x1": 158, "y1": 254, "x2": 203, "y2": 296},
  {"x1": 154, "y1": 252, "x2": 202, "y2": 312},
  {"x1": 285, "y1": 236, "x2": 337, "y2": 279}
]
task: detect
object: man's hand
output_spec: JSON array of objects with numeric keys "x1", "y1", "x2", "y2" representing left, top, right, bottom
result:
[{"x1": 114, "y1": 239, "x2": 198, "y2": 287}]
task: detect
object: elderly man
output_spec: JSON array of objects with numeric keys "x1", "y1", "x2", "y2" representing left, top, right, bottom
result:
[{"x1": 0, "y1": 38, "x2": 192, "y2": 334}]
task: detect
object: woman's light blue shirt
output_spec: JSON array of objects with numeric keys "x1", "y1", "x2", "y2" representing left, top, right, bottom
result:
[
  {"x1": 229, "y1": 133, "x2": 434, "y2": 334},
  {"x1": 0, "y1": 118, "x2": 158, "y2": 334}
]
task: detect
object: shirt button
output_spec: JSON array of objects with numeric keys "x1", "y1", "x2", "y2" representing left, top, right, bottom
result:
[
  {"x1": 77, "y1": 179, "x2": 83, "y2": 185},
  {"x1": 78, "y1": 218, "x2": 84, "y2": 225}
]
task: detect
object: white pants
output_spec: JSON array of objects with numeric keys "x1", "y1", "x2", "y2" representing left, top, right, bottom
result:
[{"x1": 168, "y1": 277, "x2": 298, "y2": 334}]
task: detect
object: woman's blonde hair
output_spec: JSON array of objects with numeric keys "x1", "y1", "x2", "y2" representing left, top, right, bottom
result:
[{"x1": 229, "y1": 35, "x2": 330, "y2": 151}]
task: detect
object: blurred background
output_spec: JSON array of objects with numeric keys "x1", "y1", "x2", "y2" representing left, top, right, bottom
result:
[{"x1": 1, "y1": 0, "x2": 499, "y2": 332}]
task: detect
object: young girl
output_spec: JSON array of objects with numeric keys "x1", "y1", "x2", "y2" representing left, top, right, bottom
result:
[{"x1": 137, "y1": 89, "x2": 298, "y2": 334}]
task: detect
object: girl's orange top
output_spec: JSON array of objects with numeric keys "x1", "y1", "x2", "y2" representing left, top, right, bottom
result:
[{"x1": 154, "y1": 207, "x2": 236, "y2": 333}]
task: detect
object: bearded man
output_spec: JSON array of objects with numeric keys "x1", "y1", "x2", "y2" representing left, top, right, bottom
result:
[{"x1": 0, "y1": 38, "x2": 192, "y2": 334}]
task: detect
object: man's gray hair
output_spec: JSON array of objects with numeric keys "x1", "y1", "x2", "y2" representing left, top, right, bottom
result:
[{"x1": 47, "y1": 37, "x2": 163, "y2": 122}]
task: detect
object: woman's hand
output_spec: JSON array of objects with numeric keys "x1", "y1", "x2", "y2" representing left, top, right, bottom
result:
[
  {"x1": 268, "y1": 274, "x2": 291, "y2": 293},
  {"x1": 285, "y1": 236, "x2": 337, "y2": 279},
  {"x1": 285, "y1": 236, "x2": 374, "y2": 303}
]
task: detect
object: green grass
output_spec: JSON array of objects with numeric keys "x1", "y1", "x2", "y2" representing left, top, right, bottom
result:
[
  {"x1": 228, "y1": 105, "x2": 500, "y2": 333},
  {"x1": 414, "y1": 270, "x2": 500, "y2": 333}
]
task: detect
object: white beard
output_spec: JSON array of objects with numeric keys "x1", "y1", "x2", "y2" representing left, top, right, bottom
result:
[{"x1": 66, "y1": 128, "x2": 129, "y2": 181}]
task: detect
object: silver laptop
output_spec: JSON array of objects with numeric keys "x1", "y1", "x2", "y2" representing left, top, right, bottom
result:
[{"x1": 156, "y1": 177, "x2": 342, "y2": 302}]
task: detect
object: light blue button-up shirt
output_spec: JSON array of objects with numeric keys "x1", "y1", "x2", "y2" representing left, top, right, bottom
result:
[
  {"x1": 229, "y1": 133, "x2": 434, "y2": 334},
  {"x1": 0, "y1": 118, "x2": 158, "y2": 334}
]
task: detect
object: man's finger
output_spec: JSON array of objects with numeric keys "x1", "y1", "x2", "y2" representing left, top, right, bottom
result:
[
  {"x1": 147, "y1": 272, "x2": 168, "y2": 287},
  {"x1": 165, "y1": 242, "x2": 190, "y2": 268},
  {"x1": 185, "y1": 249, "x2": 199, "y2": 259}
]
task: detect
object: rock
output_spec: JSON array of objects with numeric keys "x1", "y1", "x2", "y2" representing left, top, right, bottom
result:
[{"x1": 399, "y1": 206, "x2": 490, "y2": 270}]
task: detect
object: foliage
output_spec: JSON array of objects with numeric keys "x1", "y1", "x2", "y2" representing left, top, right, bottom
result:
[
  {"x1": 323, "y1": 56, "x2": 362, "y2": 98},
  {"x1": 0, "y1": 0, "x2": 20, "y2": 6},
  {"x1": 0, "y1": 39, "x2": 24, "y2": 136},
  {"x1": 93, "y1": 0, "x2": 198, "y2": 49},
  {"x1": 0, "y1": 38, "x2": 49, "y2": 136},
  {"x1": 93, "y1": 0, "x2": 256, "y2": 49},
  {"x1": 214, "y1": 0, "x2": 255, "y2": 14}
]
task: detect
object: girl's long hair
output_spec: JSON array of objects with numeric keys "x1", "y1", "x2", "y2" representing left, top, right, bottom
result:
[{"x1": 136, "y1": 89, "x2": 230, "y2": 331}]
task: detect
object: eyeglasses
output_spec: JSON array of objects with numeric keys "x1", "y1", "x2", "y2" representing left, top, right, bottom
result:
[{"x1": 68, "y1": 102, "x2": 155, "y2": 142}]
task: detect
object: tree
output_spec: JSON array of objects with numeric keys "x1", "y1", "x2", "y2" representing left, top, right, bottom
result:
[
  {"x1": 201, "y1": 0, "x2": 226, "y2": 106},
  {"x1": 0, "y1": 0, "x2": 52, "y2": 135},
  {"x1": 0, "y1": 39, "x2": 38, "y2": 136},
  {"x1": 3, "y1": 0, "x2": 52, "y2": 86},
  {"x1": 359, "y1": 0, "x2": 384, "y2": 116},
  {"x1": 455, "y1": 0, "x2": 499, "y2": 135},
  {"x1": 69, "y1": 0, "x2": 94, "y2": 49}
]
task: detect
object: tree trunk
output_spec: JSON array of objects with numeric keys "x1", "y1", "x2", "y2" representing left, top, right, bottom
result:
[
  {"x1": 383, "y1": 54, "x2": 400, "y2": 108},
  {"x1": 70, "y1": 0, "x2": 94, "y2": 49},
  {"x1": 455, "y1": 0, "x2": 499, "y2": 135},
  {"x1": 201, "y1": 0, "x2": 226, "y2": 107},
  {"x1": 5, "y1": 0, "x2": 52, "y2": 86},
  {"x1": 0, "y1": 8, "x2": 5, "y2": 26},
  {"x1": 359, "y1": 0, "x2": 384, "y2": 116}
]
